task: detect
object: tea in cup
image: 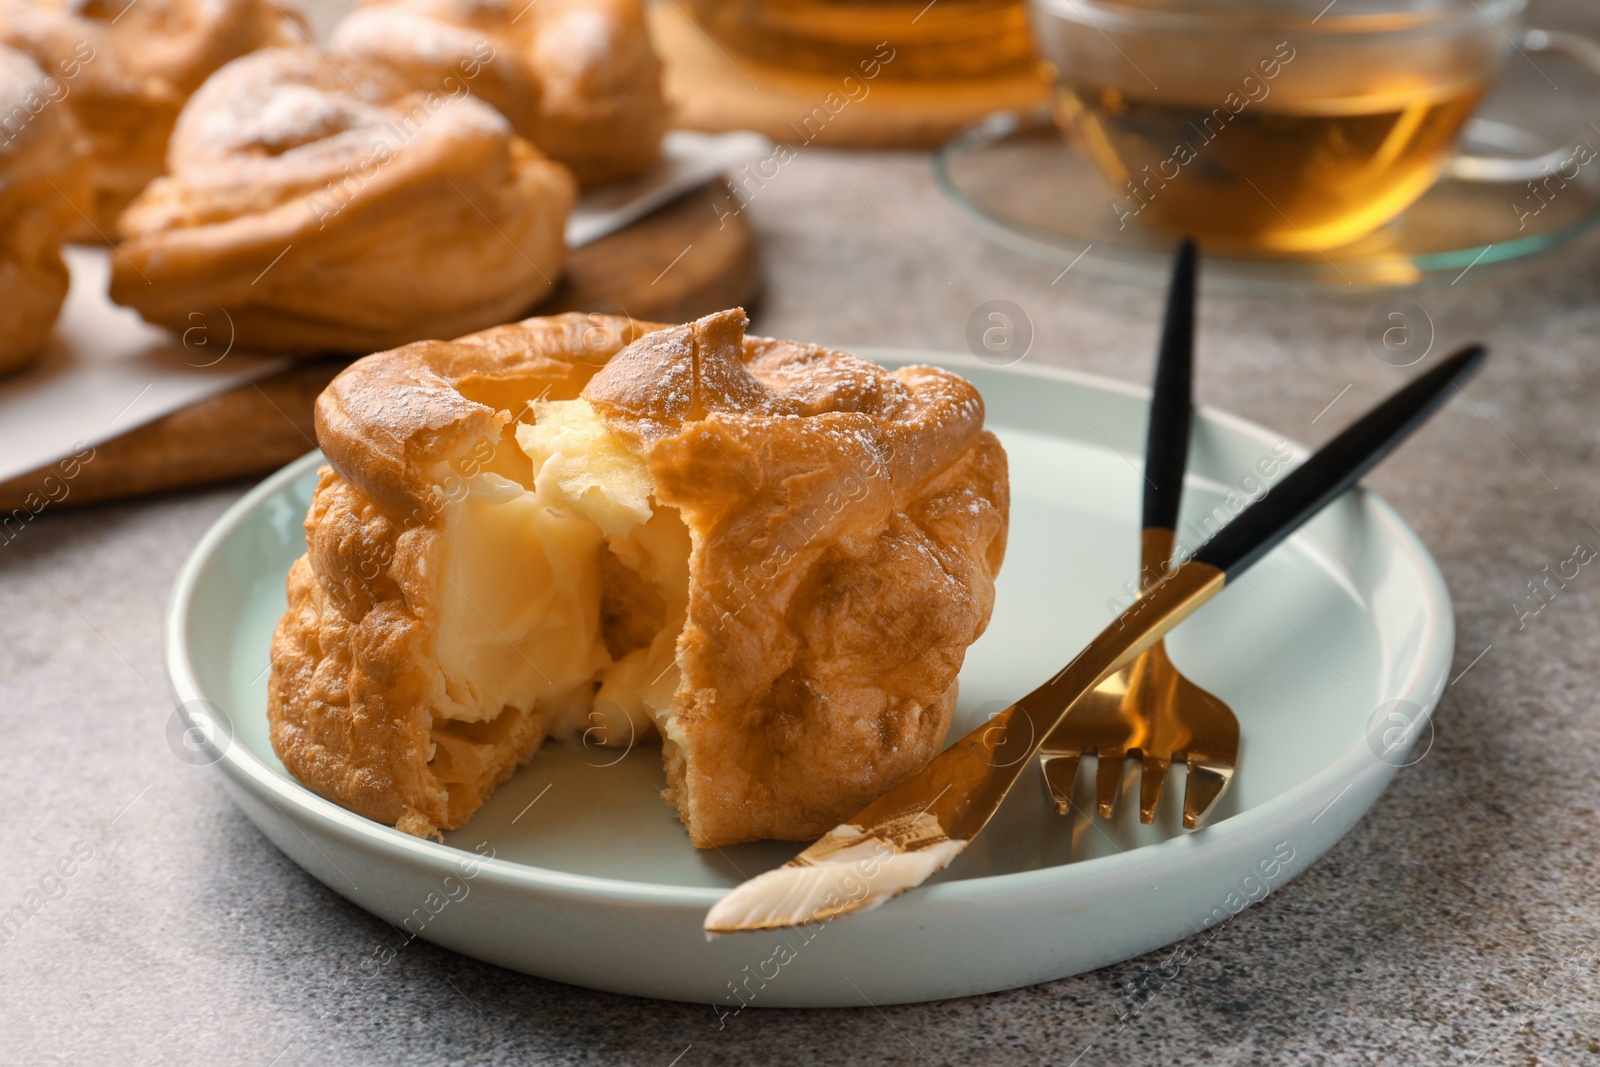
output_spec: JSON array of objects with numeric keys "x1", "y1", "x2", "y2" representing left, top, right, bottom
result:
[{"x1": 1029, "y1": 0, "x2": 1582, "y2": 252}]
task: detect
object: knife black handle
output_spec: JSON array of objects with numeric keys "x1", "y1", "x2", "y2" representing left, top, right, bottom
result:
[
  {"x1": 1142, "y1": 239, "x2": 1196, "y2": 535},
  {"x1": 1193, "y1": 344, "x2": 1487, "y2": 579}
]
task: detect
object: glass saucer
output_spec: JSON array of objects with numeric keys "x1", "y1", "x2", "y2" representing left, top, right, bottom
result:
[{"x1": 933, "y1": 106, "x2": 1600, "y2": 289}]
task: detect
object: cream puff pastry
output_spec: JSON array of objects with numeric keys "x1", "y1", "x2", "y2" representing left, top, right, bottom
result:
[
  {"x1": 329, "y1": 0, "x2": 666, "y2": 186},
  {"x1": 0, "y1": 44, "x2": 87, "y2": 373},
  {"x1": 0, "y1": 0, "x2": 304, "y2": 232},
  {"x1": 269, "y1": 309, "x2": 1009, "y2": 847},
  {"x1": 108, "y1": 46, "x2": 575, "y2": 353}
]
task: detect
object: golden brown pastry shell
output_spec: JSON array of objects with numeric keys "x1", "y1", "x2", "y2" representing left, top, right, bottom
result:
[
  {"x1": 270, "y1": 311, "x2": 1009, "y2": 846},
  {"x1": 108, "y1": 47, "x2": 575, "y2": 353},
  {"x1": 0, "y1": 0, "x2": 304, "y2": 233},
  {"x1": 330, "y1": 0, "x2": 666, "y2": 186},
  {"x1": 0, "y1": 43, "x2": 89, "y2": 374}
]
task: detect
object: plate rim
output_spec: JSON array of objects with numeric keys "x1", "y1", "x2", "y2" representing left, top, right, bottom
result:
[{"x1": 165, "y1": 350, "x2": 1455, "y2": 907}]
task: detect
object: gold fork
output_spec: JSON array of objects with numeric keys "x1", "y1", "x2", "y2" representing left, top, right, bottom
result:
[
  {"x1": 706, "y1": 340, "x2": 1488, "y2": 933},
  {"x1": 1038, "y1": 240, "x2": 1240, "y2": 829}
]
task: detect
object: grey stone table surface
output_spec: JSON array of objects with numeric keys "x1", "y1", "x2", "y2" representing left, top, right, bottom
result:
[{"x1": 9, "y1": 9, "x2": 1600, "y2": 1064}]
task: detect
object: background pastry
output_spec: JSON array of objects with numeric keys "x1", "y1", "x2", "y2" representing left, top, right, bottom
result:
[
  {"x1": 0, "y1": 0, "x2": 305, "y2": 234},
  {"x1": 0, "y1": 44, "x2": 87, "y2": 374},
  {"x1": 109, "y1": 46, "x2": 576, "y2": 353},
  {"x1": 329, "y1": 0, "x2": 666, "y2": 186},
  {"x1": 269, "y1": 309, "x2": 1009, "y2": 846}
]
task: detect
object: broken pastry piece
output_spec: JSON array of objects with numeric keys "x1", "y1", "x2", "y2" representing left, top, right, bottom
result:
[{"x1": 269, "y1": 309, "x2": 1009, "y2": 847}]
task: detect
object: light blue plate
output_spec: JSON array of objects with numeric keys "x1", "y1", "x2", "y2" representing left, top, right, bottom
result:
[{"x1": 164, "y1": 351, "x2": 1452, "y2": 1007}]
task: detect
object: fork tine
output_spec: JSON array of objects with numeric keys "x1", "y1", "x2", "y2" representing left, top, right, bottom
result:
[
  {"x1": 1095, "y1": 752, "x2": 1126, "y2": 818},
  {"x1": 1138, "y1": 754, "x2": 1170, "y2": 824},
  {"x1": 1182, "y1": 760, "x2": 1234, "y2": 830},
  {"x1": 1039, "y1": 753, "x2": 1081, "y2": 816}
]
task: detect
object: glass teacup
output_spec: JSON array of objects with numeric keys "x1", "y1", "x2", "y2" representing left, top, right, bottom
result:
[{"x1": 1029, "y1": 0, "x2": 1600, "y2": 252}]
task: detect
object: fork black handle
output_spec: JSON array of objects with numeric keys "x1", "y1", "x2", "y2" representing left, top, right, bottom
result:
[
  {"x1": 1192, "y1": 344, "x2": 1487, "y2": 579},
  {"x1": 1142, "y1": 239, "x2": 1196, "y2": 536}
]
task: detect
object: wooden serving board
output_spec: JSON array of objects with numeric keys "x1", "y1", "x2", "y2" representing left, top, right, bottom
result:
[
  {"x1": 648, "y1": 1, "x2": 1050, "y2": 149},
  {"x1": 0, "y1": 179, "x2": 758, "y2": 512}
]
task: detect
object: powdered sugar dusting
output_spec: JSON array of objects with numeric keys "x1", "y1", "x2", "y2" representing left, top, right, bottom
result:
[
  {"x1": 216, "y1": 81, "x2": 387, "y2": 152},
  {"x1": 0, "y1": 46, "x2": 45, "y2": 116},
  {"x1": 165, "y1": 47, "x2": 513, "y2": 199},
  {"x1": 0, "y1": 46, "x2": 69, "y2": 161},
  {"x1": 330, "y1": 9, "x2": 492, "y2": 68},
  {"x1": 535, "y1": 7, "x2": 618, "y2": 74}
]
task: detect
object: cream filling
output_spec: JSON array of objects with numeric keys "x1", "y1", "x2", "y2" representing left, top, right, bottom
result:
[
  {"x1": 591, "y1": 506, "x2": 690, "y2": 745},
  {"x1": 432, "y1": 399, "x2": 688, "y2": 748}
]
